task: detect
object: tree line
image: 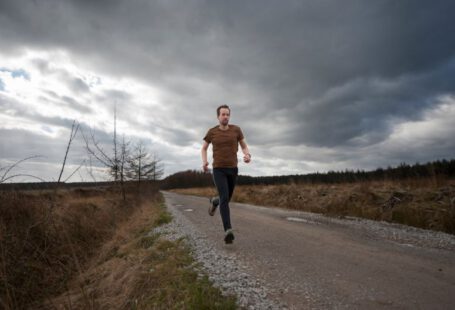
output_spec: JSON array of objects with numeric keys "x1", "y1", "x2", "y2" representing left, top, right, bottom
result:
[{"x1": 160, "y1": 159, "x2": 455, "y2": 189}]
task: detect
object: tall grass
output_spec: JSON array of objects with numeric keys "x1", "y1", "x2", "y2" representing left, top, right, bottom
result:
[
  {"x1": 45, "y1": 189, "x2": 236, "y2": 309},
  {"x1": 171, "y1": 178, "x2": 455, "y2": 234},
  {"x1": 0, "y1": 183, "x2": 159, "y2": 309}
]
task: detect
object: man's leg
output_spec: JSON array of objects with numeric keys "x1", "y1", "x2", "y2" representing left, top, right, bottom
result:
[
  {"x1": 226, "y1": 167, "x2": 238, "y2": 201},
  {"x1": 213, "y1": 168, "x2": 231, "y2": 232},
  {"x1": 223, "y1": 168, "x2": 238, "y2": 244}
]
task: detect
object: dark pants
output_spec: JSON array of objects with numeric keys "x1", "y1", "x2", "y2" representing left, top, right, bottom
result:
[{"x1": 213, "y1": 167, "x2": 238, "y2": 231}]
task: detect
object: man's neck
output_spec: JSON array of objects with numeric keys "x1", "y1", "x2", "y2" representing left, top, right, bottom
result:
[{"x1": 219, "y1": 124, "x2": 229, "y2": 130}]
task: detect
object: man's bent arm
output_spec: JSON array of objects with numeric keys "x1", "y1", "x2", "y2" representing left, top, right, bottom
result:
[
  {"x1": 239, "y1": 139, "x2": 251, "y2": 162},
  {"x1": 201, "y1": 141, "x2": 210, "y2": 171}
]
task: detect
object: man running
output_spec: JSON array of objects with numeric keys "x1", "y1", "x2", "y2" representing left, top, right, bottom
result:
[{"x1": 201, "y1": 104, "x2": 251, "y2": 244}]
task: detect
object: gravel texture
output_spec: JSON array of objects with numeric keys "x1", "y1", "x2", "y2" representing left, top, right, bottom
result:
[
  {"x1": 282, "y1": 209, "x2": 455, "y2": 251},
  {"x1": 151, "y1": 201, "x2": 287, "y2": 310},
  {"x1": 234, "y1": 202, "x2": 455, "y2": 251},
  {"x1": 152, "y1": 195, "x2": 455, "y2": 309}
]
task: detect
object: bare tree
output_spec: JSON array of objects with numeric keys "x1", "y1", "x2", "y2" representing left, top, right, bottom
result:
[
  {"x1": 80, "y1": 103, "x2": 126, "y2": 182},
  {"x1": 57, "y1": 120, "x2": 80, "y2": 183},
  {"x1": 0, "y1": 155, "x2": 45, "y2": 183},
  {"x1": 80, "y1": 126, "x2": 119, "y2": 180},
  {"x1": 127, "y1": 141, "x2": 164, "y2": 182},
  {"x1": 127, "y1": 141, "x2": 146, "y2": 182},
  {"x1": 149, "y1": 153, "x2": 164, "y2": 181},
  {"x1": 112, "y1": 102, "x2": 119, "y2": 181},
  {"x1": 62, "y1": 160, "x2": 86, "y2": 183},
  {"x1": 85, "y1": 155, "x2": 97, "y2": 182},
  {"x1": 118, "y1": 135, "x2": 130, "y2": 200}
]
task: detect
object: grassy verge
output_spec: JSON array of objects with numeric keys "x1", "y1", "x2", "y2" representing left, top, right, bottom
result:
[
  {"x1": 0, "y1": 185, "x2": 144, "y2": 309},
  {"x1": 1, "y1": 185, "x2": 237, "y2": 309},
  {"x1": 48, "y1": 197, "x2": 237, "y2": 309},
  {"x1": 170, "y1": 178, "x2": 455, "y2": 235}
]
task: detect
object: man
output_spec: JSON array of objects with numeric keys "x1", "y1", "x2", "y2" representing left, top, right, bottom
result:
[{"x1": 201, "y1": 104, "x2": 251, "y2": 244}]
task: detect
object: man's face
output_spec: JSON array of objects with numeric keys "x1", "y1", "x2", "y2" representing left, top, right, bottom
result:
[{"x1": 218, "y1": 108, "x2": 230, "y2": 126}]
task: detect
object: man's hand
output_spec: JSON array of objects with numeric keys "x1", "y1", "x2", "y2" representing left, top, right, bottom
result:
[
  {"x1": 202, "y1": 161, "x2": 209, "y2": 172},
  {"x1": 243, "y1": 153, "x2": 251, "y2": 163}
]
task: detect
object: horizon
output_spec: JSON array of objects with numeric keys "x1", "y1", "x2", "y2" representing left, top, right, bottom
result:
[{"x1": 2, "y1": 157, "x2": 454, "y2": 184}]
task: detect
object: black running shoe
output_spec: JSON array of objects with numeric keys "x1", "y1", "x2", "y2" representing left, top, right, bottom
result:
[
  {"x1": 224, "y1": 229, "x2": 235, "y2": 244},
  {"x1": 208, "y1": 196, "x2": 219, "y2": 216}
]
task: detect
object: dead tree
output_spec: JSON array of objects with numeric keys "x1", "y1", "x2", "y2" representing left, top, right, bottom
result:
[
  {"x1": 127, "y1": 142, "x2": 164, "y2": 183},
  {"x1": 150, "y1": 153, "x2": 164, "y2": 181},
  {"x1": 84, "y1": 155, "x2": 97, "y2": 182},
  {"x1": 0, "y1": 155, "x2": 45, "y2": 183},
  {"x1": 62, "y1": 160, "x2": 86, "y2": 182},
  {"x1": 80, "y1": 127, "x2": 119, "y2": 180},
  {"x1": 57, "y1": 120, "x2": 80, "y2": 183},
  {"x1": 80, "y1": 104, "x2": 132, "y2": 200},
  {"x1": 112, "y1": 102, "x2": 119, "y2": 181},
  {"x1": 119, "y1": 135, "x2": 130, "y2": 201}
]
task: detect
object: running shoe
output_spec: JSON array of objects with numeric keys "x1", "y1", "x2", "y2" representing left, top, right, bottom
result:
[
  {"x1": 208, "y1": 196, "x2": 219, "y2": 216},
  {"x1": 224, "y1": 229, "x2": 235, "y2": 244}
]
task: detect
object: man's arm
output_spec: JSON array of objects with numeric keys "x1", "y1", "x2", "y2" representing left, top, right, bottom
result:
[
  {"x1": 239, "y1": 139, "x2": 251, "y2": 163},
  {"x1": 201, "y1": 141, "x2": 210, "y2": 172}
]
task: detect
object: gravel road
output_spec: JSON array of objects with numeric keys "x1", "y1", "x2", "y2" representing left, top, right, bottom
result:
[{"x1": 157, "y1": 191, "x2": 455, "y2": 310}]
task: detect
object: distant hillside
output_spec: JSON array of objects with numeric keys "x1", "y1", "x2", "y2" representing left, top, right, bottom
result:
[{"x1": 160, "y1": 159, "x2": 455, "y2": 189}]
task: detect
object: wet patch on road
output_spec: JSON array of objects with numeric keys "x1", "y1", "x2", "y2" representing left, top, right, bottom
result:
[{"x1": 286, "y1": 217, "x2": 317, "y2": 225}]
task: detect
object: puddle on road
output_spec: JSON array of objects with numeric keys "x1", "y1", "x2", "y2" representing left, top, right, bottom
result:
[{"x1": 286, "y1": 217, "x2": 317, "y2": 224}]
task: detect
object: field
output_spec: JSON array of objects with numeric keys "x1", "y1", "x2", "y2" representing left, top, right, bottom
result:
[
  {"x1": 171, "y1": 178, "x2": 455, "y2": 235},
  {"x1": 0, "y1": 184, "x2": 236, "y2": 309}
]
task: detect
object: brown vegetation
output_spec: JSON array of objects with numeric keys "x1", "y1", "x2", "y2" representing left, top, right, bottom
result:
[
  {"x1": 0, "y1": 184, "x2": 155, "y2": 309},
  {"x1": 171, "y1": 178, "x2": 455, "y2": 234},
  {"x1": 48, "y1": 201, "x2": 236, "y2": 310},
  {"x1": 0, "y1": 183, "x2": 236, "y2": 309}
]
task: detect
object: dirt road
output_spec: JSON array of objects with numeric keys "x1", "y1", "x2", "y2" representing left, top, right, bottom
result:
[{"x1": 162, "y1": 191, "x2": 455, "y2": 309}]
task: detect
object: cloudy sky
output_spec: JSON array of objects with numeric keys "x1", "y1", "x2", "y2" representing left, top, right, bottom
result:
[{"x1": 1, "y1": 0, "x2": 455, "y2": 182}]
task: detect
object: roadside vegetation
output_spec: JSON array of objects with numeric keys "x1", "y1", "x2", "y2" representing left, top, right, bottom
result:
[
  {"x1": 0, "y1": 184, "x2": 236, "y2": 309},
  {"x1": 171, "y1": 178, "x2": 455, "y2": 235}
]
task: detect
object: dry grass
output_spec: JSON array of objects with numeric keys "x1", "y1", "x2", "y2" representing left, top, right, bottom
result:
[
  {"x1": 48, "y1": 199, "x2": 236, "y2": 310},
  {"x1": 0, "y1": 184, "x2": 156, "y2": 309},
  {"x1": 171, "y1": 178, "x2": 455, "y2": 234},
  {"x1": 0, "y1": 183, "x2": 236, "y2": 309}
]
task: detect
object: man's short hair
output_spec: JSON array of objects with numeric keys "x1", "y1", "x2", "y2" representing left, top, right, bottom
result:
[{"x1": 217, "y1": 104, "x2": 230, "y2": 117}]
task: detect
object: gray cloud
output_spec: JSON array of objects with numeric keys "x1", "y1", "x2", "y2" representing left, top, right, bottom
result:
[
  {"x1": 0, "y1": 93, "x2": 85, "y2": 127},
  {"x1": 61, "y1": 96, "x2": 92, "y2": 113},
  {"x1": 292, "y1": 57, "x2": 455, "y2": 147},
  {"x1": 1, "y1": 0, "x2": 455, "y2": 178},
  {"x1": 70, "y1": 77, "x2": 89, "y2": 93}
]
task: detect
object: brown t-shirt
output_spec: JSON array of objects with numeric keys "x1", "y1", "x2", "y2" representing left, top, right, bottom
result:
[{"x1": 203, "y1": 125, "x2": 244, "y2": 168}]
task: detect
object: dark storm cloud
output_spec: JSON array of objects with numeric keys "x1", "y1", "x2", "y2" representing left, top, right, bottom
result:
[
  {"x1": 2, "y1": 2, "x2": 454, "y2": 117},
  {"x1": 292, "y1": 57, "x2": 455, "y2": 147},
  {"x1": 1, "y1": 0, "x2": 455, "y2": 174}
]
